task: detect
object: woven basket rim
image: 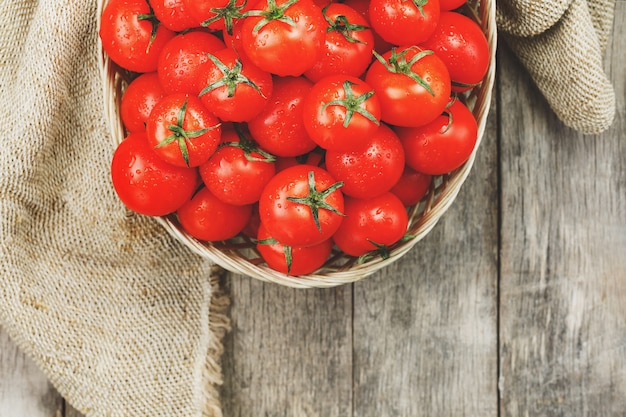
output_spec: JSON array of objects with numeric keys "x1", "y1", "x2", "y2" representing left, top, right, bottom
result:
[{"x1": 98, "y1": 0, "x2": 497, "y2": 289}]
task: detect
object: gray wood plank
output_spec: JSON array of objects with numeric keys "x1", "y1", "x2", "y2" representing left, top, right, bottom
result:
[
  {"x1": 220, "y1": 278, "x2": 353, "y2": 417},
  {"x1": 0, "y1": 327, "x2": 64, "y2": 417},
  {"x1": 498, "y1": 3, "x2": 626, "y2": 416},
  {"x1": 351, "y1": 79, "x2": 500, "y2": 415}
]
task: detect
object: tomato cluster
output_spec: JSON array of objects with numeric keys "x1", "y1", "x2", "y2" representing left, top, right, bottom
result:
[{"x1": 101, "y1": 0, "x2": 489, "y2": 275}]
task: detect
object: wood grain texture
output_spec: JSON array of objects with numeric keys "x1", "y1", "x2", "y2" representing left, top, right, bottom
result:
[
  {"x1": 220, "y1": 279, "x2": 353, "y2": 417},
  {"x1": 0, "y1": 329, "x2": 63, "y2": 417},
  {"x1": 351, "y1": 87, "x2": 499, "y2": 417},
  {"x1": 498, "y1": 3, "x2": 626, "y2": 416}
]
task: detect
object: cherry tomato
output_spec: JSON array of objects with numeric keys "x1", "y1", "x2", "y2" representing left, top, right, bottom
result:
[
  {"x1": 111, "y1": 132, "x2": 200, "y2": 216},
  {"x1": 240, "y1": 0, "x2": 326, "y2": 76},
  {"x1": 304, "y1": 3, "x2": 375, "y2": 82},
  {"x1": 368, "y1": 0, "x2": 440, "y2": 46},
  {"x1": 365, "y1": 45, "x2": 451, "y2": 127},
  {"x1": 302, "y1": 75, "x2": 381, "y2": 152},
  {"x1": 197, "y1": 48, "x2": 273, "y2": 122},
  {"x1": 120, "y1": 72, "x2": 166, "y2": 133},
  {"x1": 439, "y1": 0, "x2": 466, "y2": 11},
  {"x1": 200, "y1": 124, "x2": 276, "y2": 206},
  {"x1": 247, "y1": 76, "x2": 318, "y2": 157},
  {"x1": 258, "y1": 165, "x2": 344, "y2": 247},
  {"x1": 222, "y1": 17, "x2": 246, "y2": 54},
  {"x1": 145, "y1": 93, "x2": 222, "y2": 168},
  {"x1": 177, "y1": 186, "x2": 253, "y2": 241},
  {"x1": 256, "y1": 224, "x2": 332, "y2": 275},
  {"x1": 389, "y1": 166, "x2": 432, "y2": 206},
  {"x1": 396, "y1": 97, "x2": 477, "y2": 175},
  {"x1": 325, "y1": 123, "x2": 405, "y2": 198},
  {"x1": 157, "y1": 31, "x2": 226, "y2": 96},
  {"x1": 341, "y1": 0, "x2": 394, "y2": 54},
  {"x1": 420, "y1": 11, "x2": 490, "y2": 92},
  {"x1": 184, "y1": 0, "x2": 251, "y2": 33},
  {"x1": 332, "y1": 192, "x2": 408, "y2": 257},
  {"x1": 99, "y1": 0, "x2": 175, "y2": 73},
  {"x1": 150, "y1": 0, "x2": 198, "y2": 31}
]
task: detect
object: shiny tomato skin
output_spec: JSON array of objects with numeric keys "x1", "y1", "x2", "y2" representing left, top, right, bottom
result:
[
  {"x1": 99, "y1": 0, "x2": 175, "y2": 73},
  {"x1": 332, "y1": 192, "x2": 408, "y2": 257},
  {"x1": 120, "y1": 72, "x2": 166, "y2": 133},
  {"x1": 304, "y1": 3, "x2": 375, "y2": 82},
  {"x1": 420, "y1": 11, "x2": 490, "y2": 92},
  {"x1": 325, "y1": 123, "x2": 404, "y2": 198},
  {"x1": 389, "y1": 166, "x2": 432, "y2": 206},
  {"x1": 368, "y1": 0, "x2": 440, "y2": 46},
  {"x1": 365, "y1": 45, "x2": 451, "y2": 127},
  {"x1": 177, "y1": 187, "x2": 253, "y2": 241},
  {"x1": 157, "y1": 31, "x2": 226, "y2": 96},
  {"x1": 183, "y1": 0, "x2": 252, "y2": 31},
  {"x1": 240, "y1": 0, "x2": 326, "y2": 76},
  {"x1": 197, "y1": 48, "x2": 273, "y2": 122},
  {"x1": 146, "y1": 93, "x2": 222, "y2": 168},
  {"x1": 256, "y1": 224, "x2": 332, "y2": 275},
  {"x1": 302, "y1": 75, "x2": 381, "y2": 152},
  {"x1": 111, "y1": 132, "x2": 200, "y2": 216},
  {"x1": 150, "y1": 0, "x2": 198, "y2": 31},
  {"x1": 341, "y1": 0, "x2": 394, "y2": 54},
  {"x1": 247, "y1": 76, "x2": 318, "y2": 157},
  {"x1": 439, "y1": 0, "x2": 466, "y2": 11},
  {"x1": 397, "y1": 98, "x2": 477, "y2": 175},
  {"x1": 200, "y1": 125, "x2": 276, "y2": 206},
  {"x1": 258, "y1": 165, "x2": 345, "y2": 247}
]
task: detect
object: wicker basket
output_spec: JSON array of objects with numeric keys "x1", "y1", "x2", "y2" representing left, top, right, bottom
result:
[{"x1": 98, "y1": 0, "x2": 497, "y2": 289}]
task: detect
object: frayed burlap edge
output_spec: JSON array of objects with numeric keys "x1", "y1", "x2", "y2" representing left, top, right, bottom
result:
[{"x1": 201, "y1": 266, "x2": 232, "y2": 417}]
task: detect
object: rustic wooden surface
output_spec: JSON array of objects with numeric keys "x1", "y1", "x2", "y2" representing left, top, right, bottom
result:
[{"x1": 1, "y1": 4, "x2": 625, "y2": 416}]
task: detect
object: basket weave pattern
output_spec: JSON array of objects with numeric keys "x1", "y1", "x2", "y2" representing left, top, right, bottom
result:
[{"x1": 100, "y1": 0, "x2": 497, "y2": 288}]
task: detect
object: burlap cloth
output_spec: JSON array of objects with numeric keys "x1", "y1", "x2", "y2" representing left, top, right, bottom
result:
[
  {"x1": 497, "y1": 0, "x2": 616, "y2": 134},
  {"x1": 0, "y1": 1, "x2": 229, "y2": 416},
  {"x1": 0, "y1": 0, "x2": 616, "y2": 416}
]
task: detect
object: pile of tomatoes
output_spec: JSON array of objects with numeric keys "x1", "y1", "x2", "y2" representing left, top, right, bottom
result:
[{"x1": 100, "y1": 0, "x2": 489, "y2": 276}]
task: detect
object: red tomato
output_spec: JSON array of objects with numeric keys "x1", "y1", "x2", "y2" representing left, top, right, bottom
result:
[
  {"x1": 111, "y1": 132, "x2": 200, "y2": 216},
  {"x1": 420, "y1": 11, "x2": 490, "y2": 92},
  {"x1": 222, "y1": 18, "x2": 246, "y2": 54},
  {"x1": 439, "y1": 0, "x2": 466, "y2": 11},
  {"x1": 304, "y1": 3, "x2": 375, "y2": 82},
  {"x1": 145, "y1": 93, "x2": 222, "y2": 167},
  {"x1": 197, "y1": 48, "x2": 273, "y2": 122},
  {"x1": 240, "y1": 0, "x2": 326, "y2": 76},
  {"x1": 389, "y1": 166, "x2": 432, "y2": 206},
  {"x1": 332, "y1": 192, "x2": 408, "y2": 257},
  {"x1": 256, "y1": 224, "x2": 332, "y2": 275},
  {"x1": 365, "y1": 45, "x2": 451, "y2": 127},
  {"x1": 99, "y1": 0, "x2": 175, "y2": 73},
  {"x1": 157, "y1": 31, "x2": 226, "y2": 96},
  {"x1": 302, "y1": 75, "x2": 381, "y2": 152},
  {"x1": 177, "y1": 187, "x2": 252, "y2": 241},
  {"x1": 258, "y1": 165, "x2": 345, "y2": 247},
  {"x1": 120, "y1": 72, "x2": 166, "y2": 133},
  {"x1": 200, "y1": 124, "x2": 276, "y2": 206},
  {"x1": 341, "y1": 0, "x2": 394, "y2": 54},
  {"x1": 325, "y1": 123, "x2": 405, "y2": 198},
  {"x1": 247, "y1": 76, "x2": 318, "y2": 157},
  {"x1": 150, "y1": 0, "x2": 198, "y2": 31},
  {"x1": 368, "y1": 0, "x2": 440, "y2": 46},
  {"x1": 397, "y1": 97, "x2": 477, "y2": 175},
  {"x1": 183, "y1": 0, "x2": 251, "y2": 33}
]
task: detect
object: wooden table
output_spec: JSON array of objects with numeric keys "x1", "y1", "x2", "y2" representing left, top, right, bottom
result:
[{"x1": 2, "y1": 4, "x2": 625, "y2": 415}]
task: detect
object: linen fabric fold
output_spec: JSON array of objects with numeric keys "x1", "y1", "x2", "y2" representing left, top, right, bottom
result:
[
  {"x1": 496, "y1": 0, "x2": 616, "y2": 134},
  {"x1": 0, "y1": 1, "x2": 229, "y2": 416}
]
